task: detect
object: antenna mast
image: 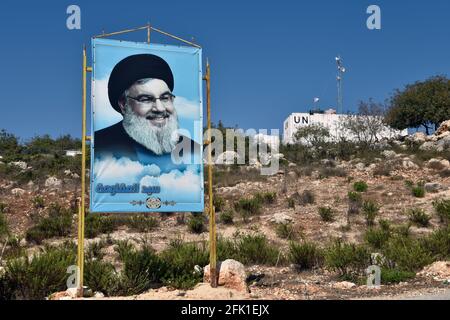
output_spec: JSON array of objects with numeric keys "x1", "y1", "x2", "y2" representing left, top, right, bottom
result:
[{"x1": 335, "y1": 55, "x2": 346, "y2": 114}]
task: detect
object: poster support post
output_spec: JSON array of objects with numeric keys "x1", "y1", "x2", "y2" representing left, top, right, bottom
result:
[{"x1": 77, "y1": 26, "x2": 217, "y2": 297}]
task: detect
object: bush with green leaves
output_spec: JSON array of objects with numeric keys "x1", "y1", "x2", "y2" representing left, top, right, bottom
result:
[
  {"x1": 353, "y1": 181, "x2": 368, "y2": 192},
  {"x1": 347, "y1": 191, "x2": 362, "y2": 215},
  {"x1": 380, "y1": 268, "x2": 415, "y2": 284},
  {"x1": 288, "y1": 241, "x2": 324, "y2": 270},
  {"x1": 407, "y1": 208, "x2": 431, "y2": 227},
  {"x1": 85, "y1": 214, "x2": 118, "y2": 238},
  {"x1": 364, "y1": 227, "x2": 391, "y2": 249},
  {"x1": 419, "y1": 226, "x2": 450, "y2": 260},
  {"x1": 84, "y1": 259, "x2": 118, "y2": 296},
  {"x1": 86, "y1": 239, "x2": 108, "y2": 260},
  {"x1": 298, "y1": 190, "x2": 315, "y2": 205},
  {"x1": 382, "y1": 236, "x2": 433, "y2": 272},
  {"x1": 160, "y1": 239, "x2": 209, "y2": 289},
  {"x1": 275, "y1": 223, "x2": 296, "y2": 240},
  {"x1": 324, "y1": 239, "x2": 371, "y2": 279},
  {"x1": 318, "y1": 207, "x2": 335, "y2": 222},
  {"x1": 187, "y1": 214, "x2": 206, "y2": 234},
  {"x1": 0, "y1": 243, "x2": 76, "y2": 300},
  {"x1": 288, "y1": 197, "x2": 296, "y2": 209},
  {"x1": 433, "y1": 199, "x2": 450, "y2": 224},
  {"x1": 234, "y1": 234, "x2": 281, "y2": 266},
  {"x1": 114, "y1": 240, "x2": 135, "y2": 262},
  {"x1": 234, "y1": 197, "x2": 262, "y2": 217},
  {"x1": 362, "y1": 200, "x2": 380, "y2": 227},
  {"x1": 255, "y1": 192, "x2": 277, "y2": 204},
  {"x1": 116, "y1": 246, "x2": 167, "y2": 295},
  {"x1": 411, "y1": 185, "x2": 426, "y2": 198},
  {"x1": 32, "y1": 196, "x2": 45, "y2": 209},
  {"x1": 25, "y1": 204, "x2": 73, "y2": 244},
  {"x1": 219, "y1": 210, "x2": 234, "y2": 225},
  {"x1": 213, "y1": 196, "x2": 226, "y2": 212},
  {"x1": 126, "y1": 215, "x2": 159, "y2": 233},
  {"x1": 0, "y1": 212, "x2": 9, "y2": 240}
]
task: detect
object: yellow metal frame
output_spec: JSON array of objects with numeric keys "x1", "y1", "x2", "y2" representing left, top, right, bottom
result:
[{"x1": 77, "y1": 26, "x2": 216, "y2": 297}]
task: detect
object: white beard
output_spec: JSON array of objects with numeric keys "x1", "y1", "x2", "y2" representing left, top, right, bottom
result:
[{"x1": 122, "y1": 105, "x2": 179, "y2": 155}]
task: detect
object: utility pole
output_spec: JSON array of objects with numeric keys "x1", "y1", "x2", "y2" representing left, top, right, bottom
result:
[{"x1": 335, "y1": 56, "x2": 346, "y2": 114}]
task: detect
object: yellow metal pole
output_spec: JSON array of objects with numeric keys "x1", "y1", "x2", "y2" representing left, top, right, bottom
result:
[
  {"x1": 205, "y1": 60, "x2": 217, "y2": 288},
  {"x1": 77, "y1": 45, "x2": 87, "y2": 297}
]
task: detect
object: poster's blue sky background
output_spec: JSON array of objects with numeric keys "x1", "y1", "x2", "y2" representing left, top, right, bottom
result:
[{"x1": 0, "y1": 0, "x2": 449, "y2": 140}]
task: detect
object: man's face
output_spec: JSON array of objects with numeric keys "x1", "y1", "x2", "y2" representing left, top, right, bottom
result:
[{"x1": 119, "y1": 78, "x2": 175, "y2": 128}]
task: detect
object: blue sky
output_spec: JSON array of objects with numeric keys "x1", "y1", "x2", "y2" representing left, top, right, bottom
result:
[{"x1": 0, "y1": 0, "x2": 449, "y2": 140}]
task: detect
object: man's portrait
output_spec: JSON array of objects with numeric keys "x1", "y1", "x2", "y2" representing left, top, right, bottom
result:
[{"x1": 91, "y1": 39, "x2": 204, "y2": 213}]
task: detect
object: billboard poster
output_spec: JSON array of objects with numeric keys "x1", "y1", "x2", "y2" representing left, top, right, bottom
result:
[{"x1": 90, "y1": 38, "x2": 204, "y2": 213}]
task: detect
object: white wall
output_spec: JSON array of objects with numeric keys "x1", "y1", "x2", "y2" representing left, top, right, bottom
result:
[{"x1": 283, "y1": 113, "x2": 408, "y2": 145}]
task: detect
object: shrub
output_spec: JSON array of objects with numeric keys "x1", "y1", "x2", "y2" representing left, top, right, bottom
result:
[
  {"x1": 117, "y1": 246, "x2": 167, "y2": 295},
  {"x1": 407, "y1": 208, "x2": 431, "y2": 227},
  {"x1": 433, "y1": 199, "x2": 450, "y2": 224},
  {"x1": 324, "y1": 239, "x2": 371, "y2": 279},
  {"x1": 353, "y1": 181, "x2": 368, "y2": 192},
  {"x1": 362, "y1": 200, "x2": 380, "y2": 227},
  {"x1": 381, "y1": 268, "x2": 415, "y2": 284},
  {"x1": 114, "y1": 240, "x2": 135, "y2": 262},
  {"x1": 420, "y1": 226, "x2": 450, "y2": 260},
  {"x1": 382, "y1": 236, "x2": 432, "y2": 272},
  {"x1": 364, "y1": 227, "x2": 390, "y2": 249},
  {"x1": 32, "y1": 196, "x2": 45, "y2": 209},
  {"x1": 0, "y1": 203, "x2": 7, "y2": 214},
  {"x1": 234, "y1": 197, "x2": 262, "y2": 216},
  {"x1": 187, "y1": 214, "x2": 206, "y2": 234},
  {"x1": 25, "y1": 204, "x2": 73, "y2": 244},
  {"x1": 219, "y1": 210, "x2": 234, "y2": 225},
  {"x1": 411, "y1": 185, "x2": 426, "y2": 198},
  {"x1": 85, "y1": 214, "x2": 118, "y2": 238},
  {"x1": 1, "y1": 243, "x2": 76, "y2": 299},
  {"x1": 160, "y1": 239, "x2": 209, "y2": 289},
  {"x1": 318, "y1": 207, "x2": 335, "y2": 222},
  {"x1": 288, "y1": 197, "x2": 296, "y2": 209},
  {"x1": 0, "y1": 212, "x2": 9, "y2": 240},
  {"x1": 393, "y1": 223, "x2": 412, "y2": 238},
  {"x1": 275, "y1": 223, "x2": 297, "y2": 240},
  {"x1": 126, "y1": 215, "x2": 159, "y2": 233},
  {"x1": 299, "y1": 190, "x2": 315, "y2": 205},
  {"x1": 86, "y1": 239, "x2": 108, "y2": 260},
  {"x1": 213, "y1": 196, "x2": 226, "y2": 212},
  {"x1": 255, "y1": 192, "x2": 277, "y2": 204},
  {"x1": 347, "y1": 191, "x2": 362, "y2": 215},
  {"x1": 84, "y1": 259, "x2": 118, "y2": 296},
  {"x1": 289, "y1": 241, "x2": 324, "y2": 270},
  {"x1": 235, "y1": 234, "x2": 280, "y2": 265}
]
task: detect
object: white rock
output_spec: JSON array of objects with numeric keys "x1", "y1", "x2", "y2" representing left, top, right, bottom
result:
[
  {"x1": 355, "y1": 163, "x2": 366, "y2": 171},
  {"x1": 45, "y1": 176, "x2": 62, "y2": 188},
  {"x1": 402, "y1": 159, "x2": 419, "y2": 170},
  {"x1": 10, "y1": 161, "x2": 27, "y2": 170},
  {"x1": 333, "y1": 281, "x2": 357, "y2": 290},
  {"x1": 381, "y1": 150, "x2": 397, "y2": 159},
  {"x1": 204, "y1": 259, "x2": 247, "y2": 292},
  {"x1": 269, "y1": 213, "x2": 294, "y2": 224},
  {"x1": 435, "y1": 120, "x2": 450, "y2": 136},
  {"x1": 11, "y1": 188, "x2": 26, "y2": 196}
]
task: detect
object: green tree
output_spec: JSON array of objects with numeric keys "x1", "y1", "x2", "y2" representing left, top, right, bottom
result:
[{"x1": 386, "y1": 75, "x2": 450, "y2": 134}]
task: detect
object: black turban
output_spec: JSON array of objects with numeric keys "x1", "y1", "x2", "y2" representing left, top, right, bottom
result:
[{"x1": 107, "y1": 54, "x2": 174, "y2": 113}]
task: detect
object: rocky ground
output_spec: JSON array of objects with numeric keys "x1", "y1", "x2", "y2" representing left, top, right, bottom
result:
[{"x1": 1, "y1": 121, "x2": 450, "y2": 300}]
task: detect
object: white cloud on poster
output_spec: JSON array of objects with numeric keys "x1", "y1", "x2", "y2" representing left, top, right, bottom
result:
[
  {"x1": 94, "y1": 156, "x2": 201, "y2": 201},
  {"x1": 93, "y1": 156, "x2": 160, "y2": 185}
]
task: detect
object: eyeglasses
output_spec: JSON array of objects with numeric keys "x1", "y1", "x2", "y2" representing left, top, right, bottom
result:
[{"x1": 126, "y1": 93, "x2": 175, "y2": 105}]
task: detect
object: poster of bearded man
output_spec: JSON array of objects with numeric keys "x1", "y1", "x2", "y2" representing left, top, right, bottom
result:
[{"x1": 90, "y1": 38, "x2": 204, "y2": 213}]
